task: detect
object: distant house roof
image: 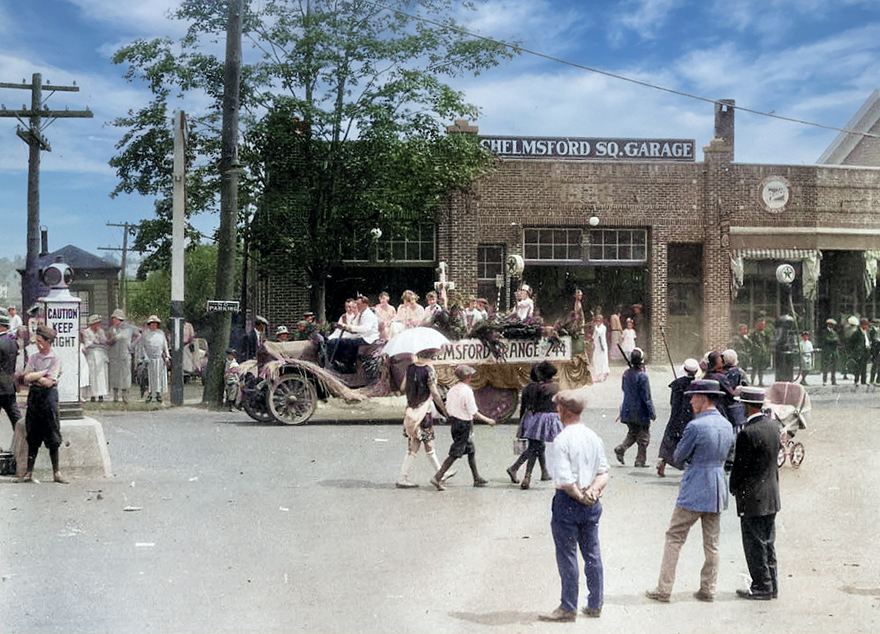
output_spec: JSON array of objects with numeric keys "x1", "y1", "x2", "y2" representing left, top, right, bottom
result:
[
  {"x1": 818, "y1": 90, "x2": 880, "y2": 166},
  {"x1": 17, "y1": 244, "x2": 119, "y2": 274}
]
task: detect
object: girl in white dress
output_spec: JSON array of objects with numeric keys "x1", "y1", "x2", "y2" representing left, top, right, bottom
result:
[{"x1": 591, "y1": 314, "x2": 610, "y2": 382}]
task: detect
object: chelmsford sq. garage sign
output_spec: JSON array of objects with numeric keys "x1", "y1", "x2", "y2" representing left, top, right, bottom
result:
[{"x1": 480, "y1": 136, "x2": 696, "y2": 162}]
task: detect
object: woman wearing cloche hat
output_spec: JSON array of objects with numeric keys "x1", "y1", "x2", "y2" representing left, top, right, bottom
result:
[{"x1": 137, "y1": 315, "x2": 169, "y2": 403}]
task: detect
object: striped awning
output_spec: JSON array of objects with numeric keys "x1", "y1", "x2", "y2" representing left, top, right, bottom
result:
[{"x1": 733, "y1": 249, "x2": 817, "y2": 261}]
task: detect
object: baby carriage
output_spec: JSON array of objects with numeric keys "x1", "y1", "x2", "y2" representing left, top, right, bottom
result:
[{"x1": 764, "y1": 381, "x2": 811, "y2": 468}]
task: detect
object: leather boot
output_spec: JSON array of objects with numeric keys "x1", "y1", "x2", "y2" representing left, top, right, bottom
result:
[
  {"x1": 522, "y1": 455, "x2": 536, "y2": 489},
  {"x1": 538, "y1": 451, "x2": 551, "y2": 480}
]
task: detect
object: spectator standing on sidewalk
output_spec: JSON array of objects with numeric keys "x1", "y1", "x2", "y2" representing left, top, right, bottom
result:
[
  {"x1": 729, "y1": 386, "x2": 781, "y2": 601},
  {"x1": 646, "y1": 379, "x2": 734, "y2": 604},
  {"x1": 538, "y1": 389, "x2": 609, "y2": 622},
  {"x1": 21, "y1": 326, "x2": 66, "y2": 484}
]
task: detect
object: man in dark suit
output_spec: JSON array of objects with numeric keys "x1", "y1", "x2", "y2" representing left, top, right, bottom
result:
[
  {"x1": 241, "y1": 315, "x2": 268, "y2": 361},
  {"x1": 729, "y1": 386, "x2": 781, "y2": 600}
]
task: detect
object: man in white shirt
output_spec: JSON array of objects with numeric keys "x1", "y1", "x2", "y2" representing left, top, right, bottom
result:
[
  {"x1": 7, "y1": 306, "x2": 23, "y2": 332},
  {"x1": 430, "y1": 365, "x2": 495, "y2": 489},
  {"x1": 539, "y1": 389, "x2": 609, "y2": 622},
  {"x1": 328, "y1": 295, "x2": 379, "y2": 373}
]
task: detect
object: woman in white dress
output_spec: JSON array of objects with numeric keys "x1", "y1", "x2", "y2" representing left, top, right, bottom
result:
[
  {"x1": 591, "y1": 314, "x2": 610, "y2": 382},
  {"x1": 138, "y1": 315, "x2": 169, "y2": 403},
  {"x1": 82, "y1": 315, "x2": 109, "y2": 402}
]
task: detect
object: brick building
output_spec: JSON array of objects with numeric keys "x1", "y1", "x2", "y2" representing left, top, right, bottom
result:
[{"x1": 252, "y1": 97, "x2": 880, "y2": 362}]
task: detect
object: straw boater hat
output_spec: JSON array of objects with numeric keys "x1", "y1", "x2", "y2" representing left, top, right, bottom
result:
[
  {"x1": 684, "y1": 379, "x2": 725, "y2": 396},
  {"x1": 111, "y1": 309, "x2": 126, "y2": 321},
  {"x1": 146, "y1": 314, "x2": 161, "y2": 325},
  {"x1": 88, "y1": 314, "x2": 102, "y2": 325},
  {"x1": 682, "y1": 358, "x2": 700, "y2": 375},
  {"x1": 255, "y1": 315, "x2": 269, "y2": 326},
  {"x1": 826, "y1": 318, "x2": 837, "y2": 325},
  {"x1": 736, "y1": 386, "x2": 766, "y2": 405}
]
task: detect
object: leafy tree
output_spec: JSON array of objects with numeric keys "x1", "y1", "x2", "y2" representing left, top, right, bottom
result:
[
  {"x1": 110, "y1": 0, "x2": 517, "y2": 402},
  {"x1": 127, "y1": 244, "x2": 229, "y2": 333}
]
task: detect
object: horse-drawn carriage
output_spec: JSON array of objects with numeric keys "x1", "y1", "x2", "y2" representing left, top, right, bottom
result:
[{"x1": 227, "y1": 329, "x2": 592, "y2": 425}]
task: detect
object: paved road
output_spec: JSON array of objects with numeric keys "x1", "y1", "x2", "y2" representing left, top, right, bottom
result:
[{"x1": 1, "y1": 367, "x2": 879, "y2": 633}]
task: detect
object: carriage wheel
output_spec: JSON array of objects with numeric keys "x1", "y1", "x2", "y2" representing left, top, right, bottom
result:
[
  {"x1": 474, "y1": 385, "x2": 519, "y2": 423},
  {"x1": 242, "y1": 382, "x2": 274, "y2": 423},
  {"x1": 790, "y1": 442, "x2": 805, "y2": 468},
  {"x1": 269, "y1": 374, "x2": 317, "y2": 425},
  {"x1": 777, "y1": 446, "x2": 786, "y2": 467}
]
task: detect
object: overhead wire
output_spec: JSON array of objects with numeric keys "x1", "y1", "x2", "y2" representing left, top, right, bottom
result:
[{"x1": 365, "y1": 0, "x2": 880, "y2": 141}]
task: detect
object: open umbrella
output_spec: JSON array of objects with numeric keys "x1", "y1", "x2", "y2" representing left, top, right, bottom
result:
[{"x1": 382, "y1": 327, "x2": 451, "y2": 357}]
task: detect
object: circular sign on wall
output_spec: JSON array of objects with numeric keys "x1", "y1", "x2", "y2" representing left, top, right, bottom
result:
[
  {"x1": 759, "y1": 175, "x2": 791, "y2": 212},
  {"x1": 776, "y1": 263, "x2": 796, "y2": 284}
]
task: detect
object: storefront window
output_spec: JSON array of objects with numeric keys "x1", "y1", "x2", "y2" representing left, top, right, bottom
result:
[
  {"x1": 477, "y1": 245, "x2": 505, "y2": 308},
  {"x1": 342, "y1": 223, "x2": 436, "y2": 263},
  {"x1": 523, "y1": 228, "x2": 582, "y2": 261},
  {"x1": 588, "y1": 229, "x2": 647, "y2": 263}
]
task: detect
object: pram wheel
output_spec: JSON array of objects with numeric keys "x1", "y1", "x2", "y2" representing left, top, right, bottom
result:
[{"x1": 790, "y1": 442, "x2": 805, "y2": 468}]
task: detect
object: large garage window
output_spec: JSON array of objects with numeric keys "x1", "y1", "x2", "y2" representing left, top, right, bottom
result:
[
  {"x1": 588, "y1": 229, "x2": 647, "y2": 263},
  {"x1": 524, "y1": 228, "x2": 582, "y2": 262},
  {"x1": 342, "y1": 223, "x2": 436, "y2": 263}
]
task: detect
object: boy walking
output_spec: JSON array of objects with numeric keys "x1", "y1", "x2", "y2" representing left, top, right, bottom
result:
[{"x1": 431, "y1": 365, "x2": 496, "y2": 489}]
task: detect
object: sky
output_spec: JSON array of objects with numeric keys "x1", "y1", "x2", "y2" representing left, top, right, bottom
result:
[{"x1": 0, "y1": 0, "x2": 878, "y2": 273}]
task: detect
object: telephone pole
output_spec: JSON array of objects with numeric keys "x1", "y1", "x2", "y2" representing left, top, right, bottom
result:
[
  {"x1": 0, "y1": 73, "x2": 93, "y2": 312},
  {"x1": 98, "y1": 222, "x2": 135, "y2": 312}
]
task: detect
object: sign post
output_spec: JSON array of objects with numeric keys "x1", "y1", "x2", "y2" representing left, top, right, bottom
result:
[{"x1": 40, "y1": 262, "x2": 82, "y2": 420}]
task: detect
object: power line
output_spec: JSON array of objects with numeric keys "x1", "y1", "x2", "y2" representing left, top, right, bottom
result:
[{"x1": 365, "y1": 0, "x2": 880, "y2": 141}]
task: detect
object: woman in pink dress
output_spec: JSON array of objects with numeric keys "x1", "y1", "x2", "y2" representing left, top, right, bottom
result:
[
  {"x1": 396, "y1": 290, "x2": 425, "y2": 330},
  {"x1": 374, "y1": 291, "x2": 397, "y2": 341}
]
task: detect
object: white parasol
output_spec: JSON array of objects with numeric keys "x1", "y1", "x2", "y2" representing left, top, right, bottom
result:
[{"x1": 382, "y1": 327, "x2": 451, "y2": 357}]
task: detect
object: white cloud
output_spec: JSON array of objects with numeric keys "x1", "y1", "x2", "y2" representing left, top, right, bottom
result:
[
  {"x1": 610, "y1": 0, "x2": 687, "y2": 42},
  {"x1": 65, "y1": 0, "x2": 185, "y2": 38}
]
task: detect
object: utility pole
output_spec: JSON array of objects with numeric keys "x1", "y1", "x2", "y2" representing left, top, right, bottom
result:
[
  {"x1": 0, "y1": 73, "x2": 93, "y2": 312},
  {"x1": 98, "y1": 222, "x2": 134, "y2": 312},
  {"x1": 204, "y1": 0, "x2": 243, "y2": 405},
  {"x1": 171, "y1": 111, "x2": 187, "y2": 406}
]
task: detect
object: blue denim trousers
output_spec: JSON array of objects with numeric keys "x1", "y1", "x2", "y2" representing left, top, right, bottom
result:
[{"x1": 551, "y1": 489, "x2": 604, "y2": 611}]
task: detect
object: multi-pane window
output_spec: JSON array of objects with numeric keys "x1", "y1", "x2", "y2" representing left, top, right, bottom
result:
[
  {"x1": 523, "y1": 228, "x2": 582, "y2": 261},
  {"x1": 477, "y1": 245, "x2": 505, "y2": 281},
  {"x1": 588, "y1": 229, "x2": 647, "y2": 263},
  {"x1": 343, "y1": 223, "x2": 436, "y2": 262}
]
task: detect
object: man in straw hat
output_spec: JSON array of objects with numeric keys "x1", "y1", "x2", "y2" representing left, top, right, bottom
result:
[
  {"x1": 107, "y1": 309, "x2": 139, "y2": 403},
  {"x1": 21, "y1": 325, "x2": 66, "y2": 483},
  {"x1": 729, "y1": 386, "x2": 781, "y2": 600},
  {"x1": 538, "y1": 389, "x2": 609, "y2": 621},
  {"x1": 646, "y1": 379, "x2": 734, "y2": 604}
]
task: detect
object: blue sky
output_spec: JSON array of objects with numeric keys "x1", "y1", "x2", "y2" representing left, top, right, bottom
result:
[{"x1": 1, "y1": 0, "x2": 878, "y2": 271}]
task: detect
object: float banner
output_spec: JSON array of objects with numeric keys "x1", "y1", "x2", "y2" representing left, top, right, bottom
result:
[
  {"x1": 434, "y1": 336, "x2": 571, "y2": 365},
  {"x1": 480, "y1": 136, "x2": 696, "y2": 162}
]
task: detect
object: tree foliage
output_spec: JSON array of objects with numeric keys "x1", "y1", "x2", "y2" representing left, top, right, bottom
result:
[
  {"x1": 110, "y1": 0, "x2": 518, "y2": 311},
  {"x1": 127, "y1": 244, "x2": 228, "y2": 332}
]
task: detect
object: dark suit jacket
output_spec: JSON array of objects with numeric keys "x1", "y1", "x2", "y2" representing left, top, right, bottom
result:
[
  {"x1": 619, "y1": 368, "x2": 655, "y2": 425},
  {"x1": 729, "y1": 413, "x2": 782, "y2": 517}
]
